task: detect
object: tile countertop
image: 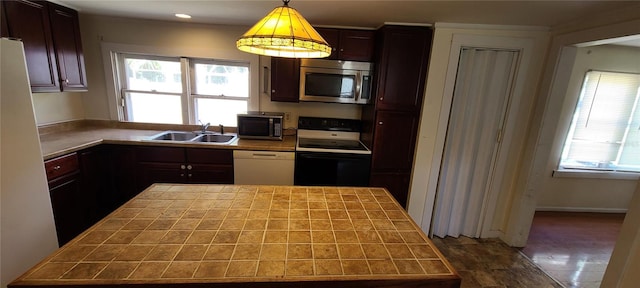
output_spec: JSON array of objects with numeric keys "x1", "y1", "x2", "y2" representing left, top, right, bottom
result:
[
  {"x1": 9, "y1": 184, "x2": 461, "y2": 288},
  {"x1": 38, "y1": 122, "x2": 297, "y2": 160}
]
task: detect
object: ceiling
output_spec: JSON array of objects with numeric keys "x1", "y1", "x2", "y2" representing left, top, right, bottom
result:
[{"x1": 56, "y1": 0, "x2": 639, "y2": 29}]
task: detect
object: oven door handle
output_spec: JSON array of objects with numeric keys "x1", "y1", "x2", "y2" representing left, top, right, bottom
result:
[{"x1": 297, "y1": 152, "x2": 371, "y2": 161}]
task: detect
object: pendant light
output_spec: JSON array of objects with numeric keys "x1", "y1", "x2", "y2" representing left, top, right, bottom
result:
[{"x1": 236, "y1": 0, "x2": 331, "y2": 58}]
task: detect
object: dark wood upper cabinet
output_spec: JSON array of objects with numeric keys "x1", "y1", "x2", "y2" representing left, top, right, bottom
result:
[
  {"x1": 316, "y1": 28, "x2": 375, "y2": 62},
  {"x1": 2, "y1": 0, "x2": 58, "y2": 92},
  {"x1": 2, "y1": 0, "x2": 87, "y2": 92},
  {"x1": 48, "y1": 3, "x2": 87, "y2": 91},
  {"x1": 270, "y1": 57, "x2": 300, "y2": 103},
  {"x1": 316, "y1": 28, "x2": 339, "y2": 60},
  {"x1": 374, "y1": 25, "x2": 432, "y2": 112}
]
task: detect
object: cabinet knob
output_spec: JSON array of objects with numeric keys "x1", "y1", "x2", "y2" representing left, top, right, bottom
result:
[
  {"x1": 188, "y1": 174, "x2": 192, "y2": 178},
  {"x1": 180, "y1": 165, "x2": 186, "y2": 170},
  {"x1": 180, "y1": 173, "x2": 184, "y2": 177},
  {"x1": 340, "y1": 48, "x2": 344, "y2": 52},
  {"x1": 272, "y1": 89, "x2": 276, "y2": 93},
  {"x1": 187, "y1": 165, "x2": 192, "y2": 170},
  {"x1": 378, "y1": 121, "x2": 383, "y2": 125},
  {"x1": 379, "y1": 97, "x2": 383, "y2": 101},
  {"x1": 53, "y1": 165, "x2": 61, "y2": 170}
]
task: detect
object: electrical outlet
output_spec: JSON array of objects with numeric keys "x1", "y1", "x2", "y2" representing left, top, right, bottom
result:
[{"x1": 285, "y1": 112, "x2": 291, "y2": 121}]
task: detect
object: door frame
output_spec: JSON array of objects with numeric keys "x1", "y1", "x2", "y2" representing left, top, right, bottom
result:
[{"x1": 423, "y1": 34, "x2": 534, "y2": 238}]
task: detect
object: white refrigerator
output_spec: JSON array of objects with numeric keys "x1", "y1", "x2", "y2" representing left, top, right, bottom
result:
[{"x1": 0, "y1": 38, "x2": 59, "y2": 287}]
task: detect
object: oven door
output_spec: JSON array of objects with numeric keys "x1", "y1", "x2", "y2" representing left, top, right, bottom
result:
[
  {"x1": 299, "y1": 67, "x2": 360, "y2": 104},
  {"x1": 294, "y1": 152, "x2": 371, "y2": 186}
]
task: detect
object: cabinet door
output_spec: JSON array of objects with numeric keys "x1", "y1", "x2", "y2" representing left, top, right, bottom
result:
[
  {"x1": 186, "y1": 148, "x2": 234, "y2": 184},
  {"x1": 137, "y1": 162, "x2": 186, "y2": 191},
  {"x1": 371, "y1": 110, "x2": 419, "y2": 172},
  {"x1": 136, "y1": 146, "x2": 186, "y2": 190},
  {"x1": 109, "y1": 145, "x2": 140, "y2": 204},
  {"x1": 48, "y1": 2, "x2": 87, "y2": 91},
  {"x1": 1, "y1": 2, "x2": 9, "y2": 37},
  {"x1": 316, "y1": 27, "x2": 339, "y2": 60},
  {"x1": 370, "y1": 172, "x2": 411, "y2": 208},
  {"x1": 375, "y1": 26, "x2": 432, "y2": 111},
  {"x1": 270, "y1": 57, "x2": 300, "y2": 102},
  {"x1": 2, "y1": 0, "x2": 59, "y2": 92},
  {"x1": 78, "y1": 148, "x2": 109, "y2": 226},
  {"x1": 339, "y1": 29, "x2": 374, "y2": 62},
  {"x1": 188, "y1": 164, "x2": 234, "y2": 184},
  {"x1": 48, "y1": 172, "x2": 84, "y2": 246}
]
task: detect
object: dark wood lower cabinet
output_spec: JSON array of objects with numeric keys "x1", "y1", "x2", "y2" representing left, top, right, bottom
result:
[
  {"x1": 136, "y1": 162, "x2": 187, "y2": 190},
  {"x1": 186, "y1": 147, "x2": 234, "y2": 184},
  {"x1": 188, "y1": 164, "x2": 234, "y2": 184},
  {"x1": 370, "y1": 172, "x2": 411, "y2": 208},
  {"x1": 135, "y1": 146, "x2": 234, "y2": 190},
  {"x1": 45, "y1": 144, "x2": 234, "y2": 246},
  {"x1": 108, "y1": 145, "x2": 138, "y2": 209},
  {"x1": 48, "y1": 171, "x2": 84, "y2": 246}
]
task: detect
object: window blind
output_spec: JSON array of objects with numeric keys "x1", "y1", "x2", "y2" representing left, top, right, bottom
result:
[{"x1": 560, "y1": 70, "x2": 640, "y2": 172}]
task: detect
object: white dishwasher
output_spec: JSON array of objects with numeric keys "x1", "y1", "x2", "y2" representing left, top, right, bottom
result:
[{"x1": 233, "y1": 150, "x2": 295, "y2": 185}]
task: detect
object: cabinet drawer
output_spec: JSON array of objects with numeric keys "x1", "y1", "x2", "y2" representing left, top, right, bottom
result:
[
  {"x1": 136, "y1": 146, "x2": 185, "y2": 163},
  {"x1": 44, "y1": 152, "x2": 79, "y2": 181}
]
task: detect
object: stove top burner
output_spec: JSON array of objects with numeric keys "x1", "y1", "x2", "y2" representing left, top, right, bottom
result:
[{"x1": 297, "y1": 138, "x2": 369, "y2": 151}]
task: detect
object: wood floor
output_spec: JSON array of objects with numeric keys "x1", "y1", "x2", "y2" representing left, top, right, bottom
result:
[
  {"x1": 520, "y1": 211, "x2": 626, "y2": 288},
  {"x1": 430, "y1": 212, "x2": 625, "y2": 288}
]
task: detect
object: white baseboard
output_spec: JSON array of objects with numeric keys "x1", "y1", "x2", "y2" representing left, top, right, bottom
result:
[{"x1": 536, "y1": 206, "x2": 627, "y2": 213}]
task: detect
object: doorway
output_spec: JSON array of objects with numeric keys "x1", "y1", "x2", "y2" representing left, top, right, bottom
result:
[
  {"x1": 426, "y1": 34, "x2": 535, "y2": 239},
  {"x1": 432, "y1": 47, "x2": 518, "y2": 238}
]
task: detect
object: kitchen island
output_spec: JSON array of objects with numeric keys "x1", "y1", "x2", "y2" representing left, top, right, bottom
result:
[{"x1": 8, "y1": 184, "x2": 460, "y2": 287}]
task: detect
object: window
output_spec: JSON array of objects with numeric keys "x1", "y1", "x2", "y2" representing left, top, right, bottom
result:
[
  {"x1": 116, "y1": 53, "x2": 250, "y2": 126},
  {"x1": 559, "y1": 70, "x2": 640, "y2": 173}
]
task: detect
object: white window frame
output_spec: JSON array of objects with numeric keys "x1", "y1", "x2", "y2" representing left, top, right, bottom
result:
[
  {"x1": 188, "y1": 58, "x2": 251, "y2": 125},
  {"x1": 100, "y1": 42, "x2": 260, "y2": 125},
  {"x1": 555, "y1": 69, "x2": 640, "y2": 180},
  {"x1": 116, "y1": 53, "x2": 186, "y2": 123}
]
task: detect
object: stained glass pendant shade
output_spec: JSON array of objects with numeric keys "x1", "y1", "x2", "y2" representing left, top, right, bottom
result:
[{"x1": 236, "y1": 0, "x2": 331, "y2": 58}]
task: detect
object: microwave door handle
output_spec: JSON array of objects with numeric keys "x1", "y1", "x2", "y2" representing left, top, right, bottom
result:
[
  {"x1": 269, "y1": 118, "x2": 273, "y2": 136},
  {"x1": 355, "y1": 71, "x2": 362, "y2": 102}
]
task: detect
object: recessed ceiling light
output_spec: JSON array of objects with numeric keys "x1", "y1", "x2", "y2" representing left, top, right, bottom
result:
[{"x1": 175, "y1": 13, "x2": 191, "y2": 19}]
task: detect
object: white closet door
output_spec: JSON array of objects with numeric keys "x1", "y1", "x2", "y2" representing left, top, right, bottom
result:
[{"x1": 432, "y1": 48, "x2": 518, "y2": 238}]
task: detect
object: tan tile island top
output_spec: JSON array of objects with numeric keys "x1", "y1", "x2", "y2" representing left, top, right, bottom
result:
[{"x1": 9, "y1": 184, "x2": 460, "y2": 288}]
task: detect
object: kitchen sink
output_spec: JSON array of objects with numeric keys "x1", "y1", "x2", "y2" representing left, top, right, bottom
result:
[
  {"x1": 147, "y1": 130, "x2": 236, "y2": 144},
  {"x1": 148, "y1": 131, "x2": 200, "y2": 141},
  {"x1": 191, "y1": 134, "x2": 236, "y2": 144}
]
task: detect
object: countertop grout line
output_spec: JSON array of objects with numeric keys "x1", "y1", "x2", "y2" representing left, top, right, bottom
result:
[{"x1": 11, "y1": 184, "x2": 460, "y2": 286}]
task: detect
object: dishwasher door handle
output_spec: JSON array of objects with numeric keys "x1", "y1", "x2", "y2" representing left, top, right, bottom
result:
[{"x1": 252, "y1": 153, "x2": 278, "y2": 159}]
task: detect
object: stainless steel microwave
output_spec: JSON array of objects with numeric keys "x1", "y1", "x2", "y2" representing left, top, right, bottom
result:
[
  {"x1": 299, "y1": 59, "x2": 373, "y2": 105},
  {"x1": 237, "y1": 111, "x2": 284, "y2": 141}
]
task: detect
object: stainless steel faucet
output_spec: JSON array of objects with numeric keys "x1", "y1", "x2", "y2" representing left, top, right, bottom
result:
[
  {"x1": 219, "y1": 124, "x2": 224, "y2": 135},
  {"x1": 199, "y1": 120, "x2": 210, "y2": 134}
]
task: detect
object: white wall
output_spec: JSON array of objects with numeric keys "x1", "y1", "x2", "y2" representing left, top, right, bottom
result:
[
  {"x1": 505, "y1": 9, "x2": 640, "y2": 246},
  {"x1": 536, "y1": 45, "x2": 640, "y2": 212},
  {"x1": 78, "y1": 14, "x2": 361, "y2": 128},
  {"x1": 406, "y1": 24, "x2": 550, "y2": 237},
  {"x1": 32, "y1": 92, "x2": 85, "y2": 125}
]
